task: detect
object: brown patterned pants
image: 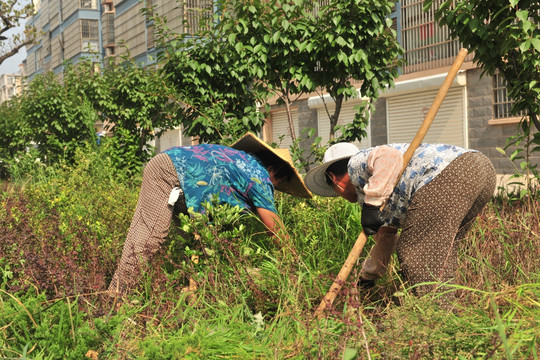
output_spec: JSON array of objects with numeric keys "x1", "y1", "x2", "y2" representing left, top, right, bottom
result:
[
  {"x1": 397, "y1": 152, "x2": 496, "y2": 303},
  {"x1": 108, "y1": 153, "x2": 187, "y2": 295}
]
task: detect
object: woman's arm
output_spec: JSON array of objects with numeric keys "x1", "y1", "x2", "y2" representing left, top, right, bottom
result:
[{"x1": 256, "y1": 207, "x2": 288, "y2": 240}]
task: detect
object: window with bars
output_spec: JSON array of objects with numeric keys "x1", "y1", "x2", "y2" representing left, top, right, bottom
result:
[
  {"x1": 184, "y1": 0, "x2": 213, "y2": 34},
  {"x1": 81, "y1": 19, "x2": 99, "y2": 51},
  {"x1": 102, "y1": 12, "x2": 115, "y2": 45},
  {"x1": 493, "y1": 73, "x2": 526, "y2": 119},
  {"x1": 400, "y1": 0, "x2": 462, "y2": 73},
  {"x1": 80, "y1": 0, "x2": 97, "y2": 9}
]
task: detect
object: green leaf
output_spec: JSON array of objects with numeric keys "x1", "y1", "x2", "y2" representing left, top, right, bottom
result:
[
  {"x1": 282, "y1": 19, "x2": 290, "y2": 31},
  {"x1": 531, "y1": 38, "x2": 540, "y2": 52},
  {"x1": 272, "y1": 31, "x2": 281, "y2": 43},
  {"x1": 236, "y1": 41, "x2": 245, "y2": 53},
  {"x1": 342, "y1": 348, "x2": 358, "y2": 360},
  {"x1": 516, "y1": 10, "x2": 529, "y2": 22}
]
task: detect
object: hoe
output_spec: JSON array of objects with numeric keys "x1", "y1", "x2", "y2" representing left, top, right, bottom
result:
[{"x1": 315, "y1": 48, "x2": 470, "y2": 318}]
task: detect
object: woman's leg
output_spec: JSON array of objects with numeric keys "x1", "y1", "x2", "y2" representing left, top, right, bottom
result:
[
  {"x1": 108, "y1": 153, "x2": 181, "y2": 295},
  {"x1": 396, "y1": 152, "x2": 496, "y2": 304}
]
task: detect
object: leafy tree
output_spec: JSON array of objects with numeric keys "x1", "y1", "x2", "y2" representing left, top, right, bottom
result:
[
  {"x1": 312, "y1": 0, "x2": 403, "y2": 142},
  {"x1": 207, "y1": 0, "x2": 402, "y2": 146},
  {"x1": 425, "y1": 0, "x2": 540, "y2": 134},
  {"x1": 218, "y1": 0, "x2": 319, "y2": 142},
  {"x1": 0, "y1": 97, "x2": 30, "y2": 178},
  {"x1": 98, "y1": 53, "x2": 184, "y2": 172},
  {"x1": 156, "y1": 8, "x2": 269, "y2": 144},
  {"x1": 0, "y1": 0, "x2": 36, "y2": 66},
  {"x1": 18, "y1": 70, "x2": 97, "y2": 165}
]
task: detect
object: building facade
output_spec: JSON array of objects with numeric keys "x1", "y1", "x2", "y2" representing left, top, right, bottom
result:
[
  {"x1": 0, "y1": 74, "x2": 23, "y2": 103},
  {"x1": 24, "y1": 0, "x2": 538, "y2": 177}
]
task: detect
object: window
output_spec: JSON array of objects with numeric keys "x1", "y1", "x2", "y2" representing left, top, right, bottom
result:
[
  {"x1": 81, "y1": 19, "x2": 99, "y2": 51},
  {"x1": 102, "y1": 12, "x2": 115, "y2": 45},
  {"x1": 80, "y1": 0, "x2": 97, "y2": 9},
  {"x1": 400, "y1": 0, "x2": 461, "y2": 73},
  {"x1": 184, "y1": 0, "x2": 213, "y2": 34},
  {"x1": 493, "y1": 73, "x2": 526, "y2": 119}
]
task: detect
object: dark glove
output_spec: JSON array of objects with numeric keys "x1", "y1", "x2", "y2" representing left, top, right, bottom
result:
[{"x1": 361, "y1": 203, "x2": 384, "y2": 235}]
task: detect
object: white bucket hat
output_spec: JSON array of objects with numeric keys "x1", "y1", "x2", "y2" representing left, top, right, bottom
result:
[{"x1": 304, "y1": 143, "x2": 360, "y2": 197}]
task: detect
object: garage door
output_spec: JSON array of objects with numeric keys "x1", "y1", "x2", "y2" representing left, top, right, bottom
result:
[
  {"x1": 271, "y1": 109, "x2": 299, "y2": 149},
  {"x1": 387, "y1": 86, "x2": 466, "y2": 147}
]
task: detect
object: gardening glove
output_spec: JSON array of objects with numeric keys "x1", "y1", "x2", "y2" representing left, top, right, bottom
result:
[
  {"x1": 361, "y1": 203, "x2": 384, "y2": 235},
  {"x1": 360, "y1": 229, "x2": 399, "y2": 281}
]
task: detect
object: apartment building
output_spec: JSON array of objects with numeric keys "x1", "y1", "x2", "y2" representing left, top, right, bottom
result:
[
  {"x1": 24, "y1": 0, "x2": 537, "y2": 175},
  {"x1": 25, "y1": 0, "x2": 210, "y2": 148},
  {"x1": 0, "y1": 74, "x2": 23, "y2": 103}
]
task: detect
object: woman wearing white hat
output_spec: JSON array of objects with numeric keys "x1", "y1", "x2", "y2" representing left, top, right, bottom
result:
[
  {"x1": 108, "y1": 132, "x2": 311, "y2": 295},
  {"x1": 304, "y1": 142, "x2": 495, "y2": 305}
]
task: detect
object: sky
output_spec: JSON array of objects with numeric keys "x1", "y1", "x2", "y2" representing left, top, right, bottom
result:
[
  {"x1": 0, "y1": 0, "x2": 31, "y2": 75},
  {"x1": 0, "y1": 49, "x2": 26, "y2": 75}
]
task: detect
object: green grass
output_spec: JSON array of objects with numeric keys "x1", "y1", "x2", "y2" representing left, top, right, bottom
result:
[{"x1": 0, "y1": 147, "x2": 538, "y2": 359}]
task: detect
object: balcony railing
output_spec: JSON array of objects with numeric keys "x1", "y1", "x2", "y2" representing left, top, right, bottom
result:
[{"x1": 400, "y1": 0, "x2": 473, "y2": 74}]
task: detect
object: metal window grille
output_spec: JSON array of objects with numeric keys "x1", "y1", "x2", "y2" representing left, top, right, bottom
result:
[
  {"x1": 81, "y1": 19, "x2": 99, "y2": 39},
  {"x1": 102, "y1": 12, "x2": 115, "y2": 45},
  {"x1": 493, "y1": 73, "x2": 526, "y2": 119},
  {"x1": 80, "y1": 0, "x2": 97, "y2": 9},
  {"x1": 81, "y1": 19, "x2": 99, "y2": 52},
  {"x1": 400, "y1": 0, "x2": 465, "y2": 73},
  {"x1": 185, "y1": 0, "x2": 213, "y2": 34}
]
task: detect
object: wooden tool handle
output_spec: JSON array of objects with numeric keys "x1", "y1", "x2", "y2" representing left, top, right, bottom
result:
[
  {"x1": 400, "y1": 48, "x2": 469, "y2": 173},
  {"x1": 314, "y1": 48, "x2": 469, "y2": 318}
]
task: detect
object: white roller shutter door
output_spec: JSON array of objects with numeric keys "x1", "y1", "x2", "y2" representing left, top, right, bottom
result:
[
  {"x1": 387, "y1": 86, "x2": 466, "y2": 147},
  {"x1": 317, "y1": 103, "x2": 371, "y2": 149},
  {"x1": 271, "y1": 109, "x2": 299, "y2": 149}
]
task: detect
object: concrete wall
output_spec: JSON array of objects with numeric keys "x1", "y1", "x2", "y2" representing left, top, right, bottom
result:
[
  {"x1": 467, "y1": 68, "x2": 540, "y2": 175},
  {"x1": 370, "y1": 98, "x2": 388, "y2": 146},
  {"x1": 115, "y1": 2, "x2": 147, "y2": 59}
]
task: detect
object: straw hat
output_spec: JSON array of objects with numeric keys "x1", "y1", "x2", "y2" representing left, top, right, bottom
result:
[
  {"x1": 304, "y1": 143, "x2": 360, "y2": 197},
  {"x1": 232, "y1": 132, "x2": 312, "y2": 199}
]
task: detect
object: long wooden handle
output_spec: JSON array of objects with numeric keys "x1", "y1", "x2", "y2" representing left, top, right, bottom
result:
[
  {"x1": 399, "y1": 48, "x2": 469, "y2": 173},
  {"x1": 314, "y1": 48, "x2": 469, "y2": 318}
]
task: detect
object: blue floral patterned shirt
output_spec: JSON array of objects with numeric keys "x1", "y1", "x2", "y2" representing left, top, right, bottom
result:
[
  {"x1": 164, "y1": 144, "x2": 277, "y2": 214},
  {"x1": 348, "y1": 143, "x2": 476, "y2": 227}
]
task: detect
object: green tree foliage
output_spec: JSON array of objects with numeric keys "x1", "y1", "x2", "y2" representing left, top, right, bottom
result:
[
  {"x1": 156, "y1": 9, "x2": 269, "y2": 144},
  {"x1": 313, "y1": 0, "x2": 403, "y2": 142},
  {"x1": 188, "y1": 0, "x2": 401, "y2": 145},
  {"x1": 98, "y1": 54, "x2": 183, "y2": 172},
  {"x1": 425, "y1": 0, "x2": 540, "y2": 134},
  {"x1": 18, "y1": 70, "x2": 97, "y2": 165},
  {"x1": 0, "y1": 55, "x2": 184, "y2": 178},
  {"x1": 218, "y1": 0, "x2": 320, "y2": 141},
  {"x1": 0, "y1": 98, "x2": 30, "y2": 177}
]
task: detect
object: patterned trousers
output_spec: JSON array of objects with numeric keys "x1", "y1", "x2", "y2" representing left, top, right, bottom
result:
[
  {"x1": 397, "y1": 152, "x2": 496, "y2": 303},
  {"x1": 108, "y1": 153, "x2": 187, "y2": 295}
]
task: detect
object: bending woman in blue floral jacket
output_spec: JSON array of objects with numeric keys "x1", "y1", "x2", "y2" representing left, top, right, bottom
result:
[{"x1": 108, "y1": 133, "x2": 311, "y2": 295}]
